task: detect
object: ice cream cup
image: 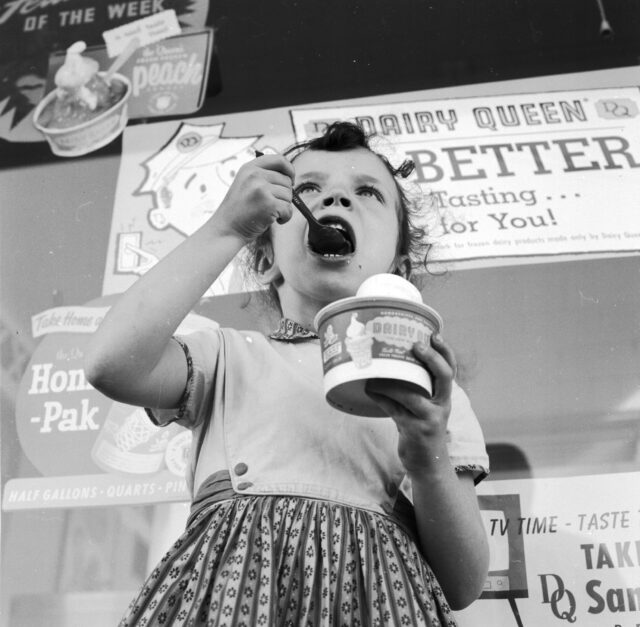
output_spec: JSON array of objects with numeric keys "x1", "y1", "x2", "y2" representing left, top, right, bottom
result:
[
  {"x1": 314, "y1": 296, "x2": 443, "y2": 417},
  {"x1": 32, "y1": 72, "x2": 131, "y2": 157}
]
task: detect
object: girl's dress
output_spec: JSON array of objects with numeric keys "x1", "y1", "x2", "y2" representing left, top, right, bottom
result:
[{"x1": 119, "y1": 320, "x2": 489, "y2": 627}]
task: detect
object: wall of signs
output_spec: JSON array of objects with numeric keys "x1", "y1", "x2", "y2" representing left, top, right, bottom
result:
[{"x1": 2, "y1": 64, "x2": 639, "y2": 626}]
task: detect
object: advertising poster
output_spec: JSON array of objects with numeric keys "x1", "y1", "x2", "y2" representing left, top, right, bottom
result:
[
  {"x1": 0, "y1": 0, "x2": 210, "y2": 142},
  {"x1": 291, "y1": 87, "x2": 640, "y2": 264},
  {"x1": 45, "y1": 28, "x2": 214, "y2": 120},
  {"x1": 102, "y1": 116, "x2": 295, "y2": 297},
  {"x1": 1, "y1": 299, "x2": 219, "y2": 510},
  {"x1": 460, "y1": 472, "x2": 640, "y2": 627},
  {"x1": 103, "y1": 87, "x2": 640, "y2": 300}
]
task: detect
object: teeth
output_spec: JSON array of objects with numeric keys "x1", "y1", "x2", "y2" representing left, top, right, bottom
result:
[{"x1": 323, "y1": 221, "x2": 348, "y2": 233}]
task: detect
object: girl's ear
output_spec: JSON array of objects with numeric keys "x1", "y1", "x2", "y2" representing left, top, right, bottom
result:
[
  {"x1": 391, "y1": 255, "x2": 411, "y2": 279},
  {"x1": 255, "y1": 245, "x2": 282, "y2": 285}
]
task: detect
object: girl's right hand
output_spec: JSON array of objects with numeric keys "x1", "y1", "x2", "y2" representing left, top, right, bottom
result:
[{"x1": 215, "y1": 153, "x2": 295, "y2": 243}]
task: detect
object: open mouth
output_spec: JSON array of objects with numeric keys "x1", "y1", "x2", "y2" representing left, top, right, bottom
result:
[{"x1": 310, "y1": 216, "x2": 356, "y2": 257}]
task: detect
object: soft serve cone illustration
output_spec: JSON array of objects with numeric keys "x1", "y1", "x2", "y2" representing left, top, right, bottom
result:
[{"x1": 344, "y1": 313, "x2": 374, "y2": 368}]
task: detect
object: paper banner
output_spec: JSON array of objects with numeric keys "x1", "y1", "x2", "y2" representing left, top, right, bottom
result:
[
  {"x1": 291, "y1": 87, "x2": 640, "y2": 264},
  {"x1": 457, "y1": 472, "x2": 640, "y2": 627}
]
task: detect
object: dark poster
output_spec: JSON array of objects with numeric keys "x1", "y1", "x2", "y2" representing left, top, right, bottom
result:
[{"x1": 0, "y1": 0, "x2": 210, "y2": 142}]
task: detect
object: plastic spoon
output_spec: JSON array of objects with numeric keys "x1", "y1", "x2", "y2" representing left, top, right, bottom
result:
[
  {"x1": 291, "y1": 191, "x2": 352, "y2": 255},
  {"x1": 255, "y1": 150, "x2": 352, "y2": 255}
]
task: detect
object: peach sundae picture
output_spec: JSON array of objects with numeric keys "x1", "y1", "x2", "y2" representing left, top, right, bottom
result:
[{"x1": 33, "y1": 41, "x2": 131, "y2": 156}]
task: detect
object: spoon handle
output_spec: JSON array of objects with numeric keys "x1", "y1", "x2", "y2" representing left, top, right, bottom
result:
[
  {"x1": 104, "y1": 37, "x2": 140, "y2": 82},
  {"x1": 291, "y1": 191, "x2": 318, "y2": 224}
]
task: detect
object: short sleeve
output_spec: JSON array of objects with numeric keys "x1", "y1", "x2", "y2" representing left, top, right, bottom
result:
[
  {"x1": 145, "y1": 329, "x2": 223, "y2": 430},
  {"x1": 447, "y1": 382, "x2": 490, "y2": 484}
]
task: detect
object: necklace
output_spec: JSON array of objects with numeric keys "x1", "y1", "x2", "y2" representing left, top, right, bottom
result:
[{"x1": 269, "y1": 318, "x2": 318, "y2": 342}]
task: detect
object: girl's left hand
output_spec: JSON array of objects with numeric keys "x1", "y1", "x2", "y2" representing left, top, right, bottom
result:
[{"x1": 365, "y1": 334, "x2": 456, "y2": 474}]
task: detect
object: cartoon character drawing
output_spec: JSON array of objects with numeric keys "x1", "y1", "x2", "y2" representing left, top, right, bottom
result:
[
  {"x1": 134, "y1": 122, "x2": 265, "y2": 296},
  {"x1": 137, "y1": 122, "x2": 260, "y2": 236}
]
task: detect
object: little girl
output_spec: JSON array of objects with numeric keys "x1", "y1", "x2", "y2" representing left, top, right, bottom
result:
[{"x1": 86, "y1": 122, "x2": 490, "y2": 626}]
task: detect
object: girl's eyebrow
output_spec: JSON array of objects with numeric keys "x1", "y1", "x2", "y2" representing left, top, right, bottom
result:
[
  {"x1": 353, "y1": 173, "x2": 386, "y2": 187},
  {"x1": 296, "y1": 172, "x2": 386, "y2": 187},
  {"x1": 296, "y1": 170, "x2": 327, "y2": 181}
]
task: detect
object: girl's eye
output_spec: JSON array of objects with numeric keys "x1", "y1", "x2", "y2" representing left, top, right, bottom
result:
[
  {"x1": 295, "y1": 182, "x2": 320, "y2": 194},
  {"x1": 357, "y1": 185, "x2": 384, "y2": 201}
]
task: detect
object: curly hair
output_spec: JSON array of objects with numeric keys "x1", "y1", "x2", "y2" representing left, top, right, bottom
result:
[{"x1": 245, "y1": 121, "x2": 431, "y2": 311}]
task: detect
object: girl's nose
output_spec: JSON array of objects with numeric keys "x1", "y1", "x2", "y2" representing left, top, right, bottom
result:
[{"x1": 322, "y1": 194, "x2": 351, "y2": 208}]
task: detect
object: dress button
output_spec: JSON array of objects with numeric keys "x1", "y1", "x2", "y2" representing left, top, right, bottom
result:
[
  {"x1": 234, "y1": 462, "x2": 248, "y2": 476},
  {"x1": 237, "y1": 481, "x2": 253, "y2": 490}
]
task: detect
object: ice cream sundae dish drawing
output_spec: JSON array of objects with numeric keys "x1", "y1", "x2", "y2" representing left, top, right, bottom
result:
[
  {"x1": 345, "y1": 313, "x2": 374, "y2": 368},
  {"x1": 33, "y1": 41, "x2": 131, "y2": 156},
  {"x1": 92, "y1": 405, "x2": 172, "y2": 475}
]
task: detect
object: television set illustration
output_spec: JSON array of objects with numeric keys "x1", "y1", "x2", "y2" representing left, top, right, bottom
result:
[{"x1": 479, "y1": 494, "x2": 528, "y2": 626}]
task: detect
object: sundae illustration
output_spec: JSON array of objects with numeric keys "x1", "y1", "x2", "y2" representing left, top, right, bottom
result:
[
  {"x1": 113, "y1": 408, "x2": 165, "y2": 453},
  {"x1": 37, "y1": 42, "x2": 127, "y2": 130},
  {"x1": 92, "y1": 405, "x2": 171, "y2": 474},
  {"x1": 32, "y1": 41, "x2": 131, "y2": 156},
  {"x1": 344, "y1": 313, "x2": 374, "y2": 368}
]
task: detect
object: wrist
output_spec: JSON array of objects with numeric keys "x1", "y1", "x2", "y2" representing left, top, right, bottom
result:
[
  {"x1": 205, "y1": 208, "x2": 251, "y2": 247},
  {"x1": 403, "y1": 443, "x2": 453, "y2": 481}
]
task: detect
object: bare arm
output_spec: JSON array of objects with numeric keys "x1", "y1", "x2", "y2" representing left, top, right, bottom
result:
[
  {"x1": 409, "y1": 460, "x2": 489, "y2": 610},
  {"x1": 84, "y1": 154, "x2": 294, "y2": 409},
  {"x1": 366, "y1": 336, "x2": 489, "y2": 610}
]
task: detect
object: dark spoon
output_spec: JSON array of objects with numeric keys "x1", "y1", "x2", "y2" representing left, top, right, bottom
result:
[
  {"x1": 255, "y1": 150, "x2": 352, "y2": 255},
  {"x1": 291, "y1": 191, "x2": 352, "y2": 255}
]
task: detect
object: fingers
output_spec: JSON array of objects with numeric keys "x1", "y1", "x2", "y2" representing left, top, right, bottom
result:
[
  {"x1": 230, "y1": 158, "x2": 291, "y2": 226},
  {"x1": 252, "y1": 155, "x2": 295, "y2": 224},
  {"x1": 413, "y1": 335, "x2": 456, "y2": 402},
  {"x1": 261, "y1": 169, "x2": 293, "y2": 201},
  {"x1": 254, "y1": 153, "x2": 295, "y2": 184},
  {"x1": 365, "y1": 383, "x2": 410, "y2": 417},
  {"x1": 365, "y1": 335, "x2": 456, "y2": 415},
  {"x1": 366, "y1": 378, "x2": 433, "y2": 420}
]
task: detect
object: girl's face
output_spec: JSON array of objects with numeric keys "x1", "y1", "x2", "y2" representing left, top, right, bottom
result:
[{"x1": 269, "y1": 148, "x2": 402, "y2": 309}]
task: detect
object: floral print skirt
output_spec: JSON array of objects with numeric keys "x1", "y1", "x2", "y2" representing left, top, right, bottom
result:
[{"x1": 119, "y1": 472, "x2": 456, "y2": 626}]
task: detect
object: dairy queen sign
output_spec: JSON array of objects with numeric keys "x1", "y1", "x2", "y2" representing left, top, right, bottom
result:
[{"x1": 456, "y1": 473, "x2": 640, "y2": 627}]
